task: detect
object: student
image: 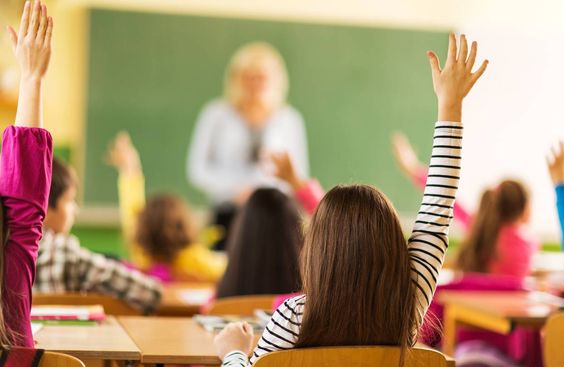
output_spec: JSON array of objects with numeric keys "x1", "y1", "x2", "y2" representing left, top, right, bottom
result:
[
  {"x1": 392, "y1": 134, "x2": 539, "y2": 281},
  {"x1": 35, "y1": 158, "x2": 162, "y2": 314},
  {"x1": 547, "y1": 141, "x2": 564, "y2": 246},
  {"x1": 108, "y1": 132, "x2": 226, "y2": 282},
  {"x1": 215, "y1": 188, "x2": 303, "y2": 299},
  {"x1": 213, "y1": 34, "x2": 488, "y2": 366},
  {"x1": 203, "y1": 154, "x2": 321, "y2": 308},
  {"x1": 1, "y1": 0, "x2": 53, "y2": 346}
]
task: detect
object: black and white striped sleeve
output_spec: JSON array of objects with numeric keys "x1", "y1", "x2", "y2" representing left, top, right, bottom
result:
[
  {"x1": 221, "y1": 295, "x2": 305, "y2": 367},
  {"x1": 407, "y1": 121, "x2": 463, "y2": 333}
]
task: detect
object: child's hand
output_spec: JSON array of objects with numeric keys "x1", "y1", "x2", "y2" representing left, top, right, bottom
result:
[
  {"x1": 214, "y1": 322, "x2": 255, "y2": 360},
  {"x1": 427, "y1": 34, "x2": 488, "y2": 121},
  {"x1": 268, "y1": 152, "x2": 303, "y2": 191},
  {"x1": 107, "y1": 132, "x2": 142, "y2": 175},
  {"x1": 548, "y1": 141, "x2": 564, "y2": 185},
  {"x1": 391, "y1": 132, "x2": 423, "y2": 179},
  {"x1": 8, "y1": 1, "x2": 53, "y2": 82}
]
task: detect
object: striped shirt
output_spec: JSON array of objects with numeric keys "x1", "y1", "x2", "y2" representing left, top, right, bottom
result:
[{"x1": 222, "y1": 121, "x2": 463, "y2": 366}]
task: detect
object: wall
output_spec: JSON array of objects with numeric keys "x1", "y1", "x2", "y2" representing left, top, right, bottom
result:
[{"x1": 6, "y1": 0, "x2": 564, "y2": 239}]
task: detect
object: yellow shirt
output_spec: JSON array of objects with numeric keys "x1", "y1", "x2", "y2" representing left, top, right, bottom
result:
[{"x1": 118, "y1": 173, "x2": 226, "y2": 282}]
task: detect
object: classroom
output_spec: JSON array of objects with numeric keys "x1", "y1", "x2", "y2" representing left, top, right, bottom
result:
[{"x1": 0, "y1": 0, "x2": 563, "y2": 366}]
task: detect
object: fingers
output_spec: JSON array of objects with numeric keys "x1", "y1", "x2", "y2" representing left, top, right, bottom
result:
[
  {"x1": 7, "y1": 26, "x2": 18, "y2": 52},
  {"x1": 36, "y1": 4, "x2": 48, "y2": 43},
  {"x1": 44, "y1": 16, "x2": 53, "y2": 48},
  {"x1": 18, "y1": 1, "x2": 31, "y2": 40},
  {"x1": 471, "y1": 59, "x2": 489, "y2": 85},
  {"x1": 466, "y1": 41, "x2": 477, "y2": 71},
  {"x1": 458, "y1": 34, "x2": 468, "y2": 64},
  {"x1": 446, "y1": 33, "x2": 457, "y2": 65},
  {"x1": 28, "y1": 0, "x2": 41, "y2": 39},
  {"x1": 427, "y1": 51, "x2": 441, "y2": 80}
]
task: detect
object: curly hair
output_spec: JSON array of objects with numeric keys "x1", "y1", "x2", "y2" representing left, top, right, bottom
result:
[{"x1": 134, "y1": 193, "x2": 195, "y2": 264}]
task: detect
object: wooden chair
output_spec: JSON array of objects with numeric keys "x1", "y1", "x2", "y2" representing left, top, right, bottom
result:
[
  {"x1": 32, "y1": 293, "x2": 140, "y2": 316},
  {"x1": 39, "y1": 351, "x2": 85, "y2": 367},
  {"x1": 207, "y1": 295, "x2": 276, "y2": 316},
  {"x1": 253, "y1": 346, "x2": 450, "y2": 367},
  {"x1": 544, "y1": 312, "x2": 564, "y2": 367}
]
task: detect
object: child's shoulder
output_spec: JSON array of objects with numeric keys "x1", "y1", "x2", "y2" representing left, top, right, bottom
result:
[{"x1": 276, "y1": 294, "x2": 306, "y2": 314}]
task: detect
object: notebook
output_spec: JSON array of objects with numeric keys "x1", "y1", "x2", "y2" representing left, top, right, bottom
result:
[
  {"x1": 30, "y1": 305, "x2": 106, "y2": 321},
  {"x1": 194, "y1": 315, "x2": 265, "y2": 332}
]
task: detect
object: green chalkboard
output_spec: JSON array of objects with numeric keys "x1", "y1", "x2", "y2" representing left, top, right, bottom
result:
[{"x1": 85, "y1": 9, "x2": 448, "y2": 212}]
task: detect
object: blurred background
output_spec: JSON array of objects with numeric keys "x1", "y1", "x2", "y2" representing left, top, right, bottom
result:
[{"x1": 0, "y1": 0, "x2": 562, "y2": 254}]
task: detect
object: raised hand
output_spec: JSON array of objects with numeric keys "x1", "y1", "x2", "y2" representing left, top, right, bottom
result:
[
  {"x1": 8, "y1": 1, "x2": 53, "y2": 82},
  {"x1": 8, "y1": 1, "x2": 53, "y2": 128},
  {"x1": 548, "y1": 141, "x2": 564, "y2": 185},
  {"x1": 214, "y1": 321, "x2": 254, "y2": 360},
  {"x1": 391, "y1": 132, "x2": 423, "y2": 179},
  {"x1": 268, "y1": 151, "x2": 303, "y2": 191},
  {"x1": 107, "y1": 132, "x2": 142, "y2": 175},
  {"x1": 427, "y1": 34, "x2": 488, "y2": 122}
]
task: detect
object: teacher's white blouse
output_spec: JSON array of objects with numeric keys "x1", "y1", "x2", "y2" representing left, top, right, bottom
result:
[{"x1": 187, "y1": 100, "x2": 309, "y2": 203}]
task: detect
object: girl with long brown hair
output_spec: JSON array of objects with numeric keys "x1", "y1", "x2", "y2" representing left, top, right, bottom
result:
[
  {"x1": 393, "y1": 137, "x2": 538, "y2": 280},
  {"x1": 213, "y1": 33, "x2": 488, "y2": 366},
  {"x1": 1, "y1": 0, "x2": 54, "y2": 346}
]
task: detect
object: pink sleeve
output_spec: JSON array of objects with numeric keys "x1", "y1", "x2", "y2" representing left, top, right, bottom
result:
[
  {"x1": 294, "y1": 180, "x2": 325, "y2": 215},
  {"x1": 0, "y1": 126, "x2": 53, "y2": 346},
  {"x1": 413, "y1": 167, "x2": 473, "y2": 233}
]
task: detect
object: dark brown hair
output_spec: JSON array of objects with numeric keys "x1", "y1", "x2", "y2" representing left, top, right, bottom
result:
[
  {"x1": 456, "y1": 180, "x2": 529, "y2": 272},
  {"x1": 135, "y1": 194, "x2": 195, "y2": 264},
  {"x1": 216, "y1": 188, "x2": 303, "y2": 298},
  {"x1": 296, "y1": 185, "x2": 416, "y2": 354},
  {"x1": 48, "y1": 158, "x2": 77, "y2": 209}
]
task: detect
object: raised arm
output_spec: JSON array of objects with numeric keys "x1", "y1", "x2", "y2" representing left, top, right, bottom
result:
[
  {"x1": 407, "y1": 34, "x2": 488, "y2": 336},
  {"x1": 268, "y1": 152, "x2": 324, "y2": 214},
  {"x1": 392, "y1": 132, "x2": 473, "y2": 232},
  {"x1": 107, "y1": 132, "x2": 151, "y2": 267},
  {"x1": 547, "y1": 141, "x2": 564, "y2": 249},
  {"x1": 2, "y1": 0, "x2": 54, "y2": 346}
]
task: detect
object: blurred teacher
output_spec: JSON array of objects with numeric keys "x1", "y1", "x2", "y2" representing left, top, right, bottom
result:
[{"x1": 187, "y1": 42, "x2": 309, "y2": 206}]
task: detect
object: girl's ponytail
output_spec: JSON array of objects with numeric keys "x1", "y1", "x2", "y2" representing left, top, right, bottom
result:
[{"x1": 456, "y1": 180, "x2": 529, "y2": 272}]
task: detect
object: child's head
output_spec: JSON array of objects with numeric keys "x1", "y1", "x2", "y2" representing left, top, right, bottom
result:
[
  {"x1": 216, "y1": 188, "x2": 303, "y2": 298},
  {"x1": 457, "y1": 179, "x2": 530, "y2": 273},
  {"x1": 296, "y1": 184, "x2": 415, "y2": 350},
  {"x1": 44, "y1": 158, "x2": 78, "y2": 234},
  {"x1": 134, "y1": 193, "x2": 194, "y2": 264}
]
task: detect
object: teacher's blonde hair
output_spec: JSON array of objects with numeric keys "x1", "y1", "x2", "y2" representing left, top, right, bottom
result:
[{"x1": 224, "y1": 42, "x2": 289, "y2": 110}]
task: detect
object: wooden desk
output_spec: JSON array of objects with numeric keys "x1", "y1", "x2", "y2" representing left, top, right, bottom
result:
[
  {"x1": 439, "y1": 291, "x2": 560, "y2": 355},
  {"x1": 157, "y1": 282, "x2": 214, "y2": 316},
  {"x1": 532, "y1": 252, "x2": 564, "y2": 276},
  {"x1": 119, "y1": 316, "x2": 221, "y2": 365},
  {"x1": 119, "y1": 317, "x2": 456, "y2": 367},
  {"x1": 34, "y1": 316, "x2": 141, "y2": 361}
]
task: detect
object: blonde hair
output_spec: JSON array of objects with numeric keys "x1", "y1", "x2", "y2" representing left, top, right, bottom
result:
[{"x1": 224, "y1": 42, "x2": 289, "y2": 110}]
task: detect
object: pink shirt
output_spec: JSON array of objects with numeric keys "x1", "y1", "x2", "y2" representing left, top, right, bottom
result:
[
  {"x1": 1, "y1": 127, "x2": 53, "y2": 346},
  {"x1": 414, "y1": 168, "x2": 539, "y2": 280}
]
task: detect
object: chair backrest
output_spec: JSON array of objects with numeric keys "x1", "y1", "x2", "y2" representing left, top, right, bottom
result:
[
  {"x1": 253, "y1": 346, "x2": 449, "y2": 367},
  {"x1": 39, "y1": 351, "x2": 85, "y2": 367},
  {"x1": 544, "y1": 312, "x2": 564, "y2": 367},
  {"x1": 32, "y1": 293, "x2": 140, "y2": 316},
  {"x1": 207, "y1": 295, "x2": 277, "y2": 316}
]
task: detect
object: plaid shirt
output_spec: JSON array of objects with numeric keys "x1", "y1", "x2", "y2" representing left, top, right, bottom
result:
[{"x1": 34, "y1": 230, "x2": 162, "y2": 314}]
